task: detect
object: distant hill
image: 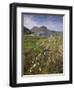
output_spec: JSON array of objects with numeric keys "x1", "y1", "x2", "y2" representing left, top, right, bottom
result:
[
  {"x1": 31, "y1": 26, "x2": 62, "y2": 36},
  {"x1": 31, "y1": 26, "x2": 50, "y2": 32},
  {"x1": 23, "y1": 27, "x2": 32, "y2": 34},
  {"x1": 23, "y1": 26, "x2": 63, "y2": 36}
]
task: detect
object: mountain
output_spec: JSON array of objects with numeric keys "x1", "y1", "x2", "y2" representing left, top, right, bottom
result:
[
  {"x1": 31, "y1": 26, "x2": 62, "y2": 36},
  {"x1": 31, "y1": 26, "x2": 51, "y2": 35},
  {"x1": 23, "y1": 26, "x2": 63, "y2": 36},
  {"x1": 31, "y1": 26, "x2": 50, "y2": 32},
  {"x1": 23, "y1": 27, "x2": 32, "y2": 34}
]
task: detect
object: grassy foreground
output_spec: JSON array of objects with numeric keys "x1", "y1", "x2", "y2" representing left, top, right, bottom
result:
[{"x1": 23, "y1": 35, "x2": 63, "y2": 75}]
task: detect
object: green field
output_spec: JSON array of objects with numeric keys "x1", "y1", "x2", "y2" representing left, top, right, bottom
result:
[{"x1": 23, "y1": 35, "x2": 63, "y2": 75}]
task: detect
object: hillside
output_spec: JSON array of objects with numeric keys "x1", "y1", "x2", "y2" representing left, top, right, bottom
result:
[
  {"x1": 23, "y1": 27, "x2": 32, "y2": 34},
  {"x1": 24, "y1": 26, "x2": 63, "y2": 36},
  {"x1": 24, "y1": 35, "x2": 63, "y2": 75}
]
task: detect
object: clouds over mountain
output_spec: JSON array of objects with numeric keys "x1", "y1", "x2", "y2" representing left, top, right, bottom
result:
[{"x1": 23, "y1": 14, "x2": 63, "y2": 32}]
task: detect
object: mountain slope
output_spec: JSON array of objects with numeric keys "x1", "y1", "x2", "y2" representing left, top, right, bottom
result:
[
  {"x1": 23, "y1": 27, "x2": 32, "y2": 34},
  {"x1": 23, "y1": 26, "x2": 63, "y2": 36},
  {"x1": 31, "y1": 26, "x2": 62, "y2": 36}
]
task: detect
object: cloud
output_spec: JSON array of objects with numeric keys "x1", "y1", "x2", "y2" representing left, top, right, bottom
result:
[{"x1": 23, "y1": 14, "x2": 63, "y2": 31}]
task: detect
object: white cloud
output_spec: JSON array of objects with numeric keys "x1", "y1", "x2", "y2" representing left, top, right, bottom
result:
[{"x1": 23, "y1": 15, "x2": 63, "y2": 31}]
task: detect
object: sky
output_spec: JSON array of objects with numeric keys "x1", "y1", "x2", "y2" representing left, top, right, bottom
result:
[{"x1": 23, "y1": 14, "x2": 63, "y2": 32}]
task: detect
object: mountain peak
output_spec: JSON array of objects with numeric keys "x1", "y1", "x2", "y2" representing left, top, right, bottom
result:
[{"x1": 40, "y1": 26, "x2": 47, "y2": 30}]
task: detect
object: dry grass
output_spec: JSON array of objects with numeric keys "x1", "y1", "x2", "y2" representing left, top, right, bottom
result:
[{"x1": 24, "y1": 35, "x2": 63, "y2": 75}]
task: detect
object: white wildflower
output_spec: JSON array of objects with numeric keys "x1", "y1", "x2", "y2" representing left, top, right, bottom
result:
[
  {"x1": 33, "y1": 64, "x2": 36, "y2": 68},
  {"x1": 29, "y1": 69, "x2": 32, "y2": 72},
  {"x1": 39, "y1": 67, "x2": 41, "y2": 71}
]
